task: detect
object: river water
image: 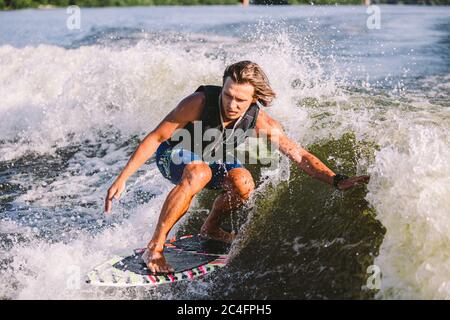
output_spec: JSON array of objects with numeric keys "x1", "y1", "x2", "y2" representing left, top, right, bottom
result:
[{"x1": 0, "y1": 5, "x2": 449, "y2": 299}]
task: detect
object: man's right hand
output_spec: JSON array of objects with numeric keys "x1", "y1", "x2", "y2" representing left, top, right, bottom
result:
[{"x1": 104, "y1": 180, "x2": 126, "y2": 213}]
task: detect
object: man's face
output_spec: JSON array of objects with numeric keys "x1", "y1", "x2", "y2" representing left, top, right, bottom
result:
[{"x1": 221, "y1": 77, "x2": 256, "y2": 121}]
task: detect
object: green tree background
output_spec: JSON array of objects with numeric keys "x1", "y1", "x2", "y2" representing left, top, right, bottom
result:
[{"x1": 0, "y1": 0, "x2": 449, "y2": 12}]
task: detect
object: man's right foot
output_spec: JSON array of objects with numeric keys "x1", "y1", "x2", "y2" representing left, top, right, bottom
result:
[
  {"x1": 200, "y1": 225, "x2": 236, "y2": 244},
  {"x1": 142, "y1": 249, "x2": 174, "y2": 274}
]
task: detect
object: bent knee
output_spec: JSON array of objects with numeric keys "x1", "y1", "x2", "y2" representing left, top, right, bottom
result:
[
  {"x1": 225, "y1": 169, "x2": 255, "y2": 201},
  {"x1": 238, "y1": 179, "x2": 255, "y2": 201},
  {"x1": 180, "y1": 162, "x2": 212, "y2": 192}
]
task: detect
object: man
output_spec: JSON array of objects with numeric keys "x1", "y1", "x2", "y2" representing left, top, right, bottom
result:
[{"x1": 104, "y1": 61, "x2": 369, "y2": 274}]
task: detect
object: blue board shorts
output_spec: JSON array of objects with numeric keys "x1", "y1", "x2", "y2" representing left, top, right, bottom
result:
[{"x1": 155, "y1": 141, "x2": 243, "y2": 190}]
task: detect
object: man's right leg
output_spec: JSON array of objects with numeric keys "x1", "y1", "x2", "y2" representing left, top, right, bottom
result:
[{"x1": 145, "y1": 161, "x2": 212, "y2": 274}]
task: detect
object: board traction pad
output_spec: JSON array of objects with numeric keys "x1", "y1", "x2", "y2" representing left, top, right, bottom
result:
[{"x1": 86, "y1": 234, "x2": 229, "y2": 287}]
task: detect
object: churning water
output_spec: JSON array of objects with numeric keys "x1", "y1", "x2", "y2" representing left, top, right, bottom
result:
[{"x1": 0, "y1": 5, "x2": 449, "y2": 299}]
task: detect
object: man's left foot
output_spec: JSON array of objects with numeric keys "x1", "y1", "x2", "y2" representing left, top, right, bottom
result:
[{"x1": 200, "y1": 225, "x2": 236, "y2": 244}]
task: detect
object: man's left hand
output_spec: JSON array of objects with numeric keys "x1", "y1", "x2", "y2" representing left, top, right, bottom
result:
[{"x1": 337, "y1": 175, "x2": 370, "y2": 191}]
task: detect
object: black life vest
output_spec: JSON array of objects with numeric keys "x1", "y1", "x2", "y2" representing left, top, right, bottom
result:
[{"x1": 166, "y1": 85, "x2": 260, "y2": 160}]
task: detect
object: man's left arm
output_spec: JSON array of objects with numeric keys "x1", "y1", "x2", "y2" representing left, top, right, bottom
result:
[{"x1": 255, "y1": 112, "x2": 369, "y2": 190}]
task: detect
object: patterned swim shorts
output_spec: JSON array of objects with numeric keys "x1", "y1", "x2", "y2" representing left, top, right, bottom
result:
[{"x1": 155, "y1": 141, "x2": 243, "y2": 190}]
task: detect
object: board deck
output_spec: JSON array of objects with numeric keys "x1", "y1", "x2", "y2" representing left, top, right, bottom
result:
[{"x1": 86, "y1": 234, "x2": 229, "y2": 287}]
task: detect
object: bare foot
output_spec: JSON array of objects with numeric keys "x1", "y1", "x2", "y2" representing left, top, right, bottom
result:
[
  {"x1": 200, "y1": 225, "x2": 236, "y2": 244},
  {"x1": 142, "y1": 249, "x2": 174, "y2": 274}
]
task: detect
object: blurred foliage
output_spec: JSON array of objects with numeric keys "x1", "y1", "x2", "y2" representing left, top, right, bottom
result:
[
  {"x1": 1, "y1": 0, "x2": 449, "y2": 10},
  {"x1": 1, "y1": 0, "x2": 240, "y2": 9}
]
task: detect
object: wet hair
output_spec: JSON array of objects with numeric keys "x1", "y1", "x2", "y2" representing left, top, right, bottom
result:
[{"x1": 222, "y1": 61, "x2": 276, "y2": 107}]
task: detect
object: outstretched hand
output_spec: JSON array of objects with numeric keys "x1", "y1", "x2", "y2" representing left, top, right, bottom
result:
[
  {"x1": 337, "y1": 175, "x2": 370, "y2": 191},
  {"x1": 104, "y1": 180, "x2": 126, "y2": 213}
]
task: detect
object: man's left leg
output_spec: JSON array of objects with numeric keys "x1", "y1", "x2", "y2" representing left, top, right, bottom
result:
[{"x1": 200, "y1": 167, "x2": 255, "y2": 243}]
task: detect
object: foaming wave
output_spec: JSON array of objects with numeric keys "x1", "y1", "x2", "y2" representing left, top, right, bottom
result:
[
  {"x1": 0, "y1": 30, "x2": 338, "y2": 161},
  {"x1": 367, "y1": 119, "x2": 450, "y2": 299},
  {"x1": 0, "y1": 175, "x2": 172, "y2": 300},
  {"x1": 5, "y1": 27, "x2": 449, "y2": 299},
  {"x1": 267, "y1": 72, "x2": 450, "y2": 299},
  {"x1": 0, "y1": 33, "x2": 342, "y2": 299},
  {"x1": 0, "y1": 42, "x2": 223, "y2": 160}
]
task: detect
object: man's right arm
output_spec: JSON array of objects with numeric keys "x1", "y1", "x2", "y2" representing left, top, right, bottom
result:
[{"x1": 104, "y1": 91, "x2": 205, "y2": 213}]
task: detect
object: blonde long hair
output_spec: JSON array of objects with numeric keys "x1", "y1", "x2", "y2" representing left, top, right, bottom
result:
[{"x1": 222, "y1": 61, "x2": 276, "y2": 107}]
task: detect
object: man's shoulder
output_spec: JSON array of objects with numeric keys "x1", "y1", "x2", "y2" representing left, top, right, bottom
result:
[
  {"x1": 190, "y1": 90, "x2": 206, "y2": 107},
  {"x1": 255, "y1": 109, "x2": 277, "y2": 129},
  {"x1": 254, "y1": 109, "x2": 285, "y2": 140},
  {"x1": 169, "y1": 90, "x2": 206, "y2": 123},
  {"x1": 195, "y1": 84, "x2": 222, "y2": 92}
]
